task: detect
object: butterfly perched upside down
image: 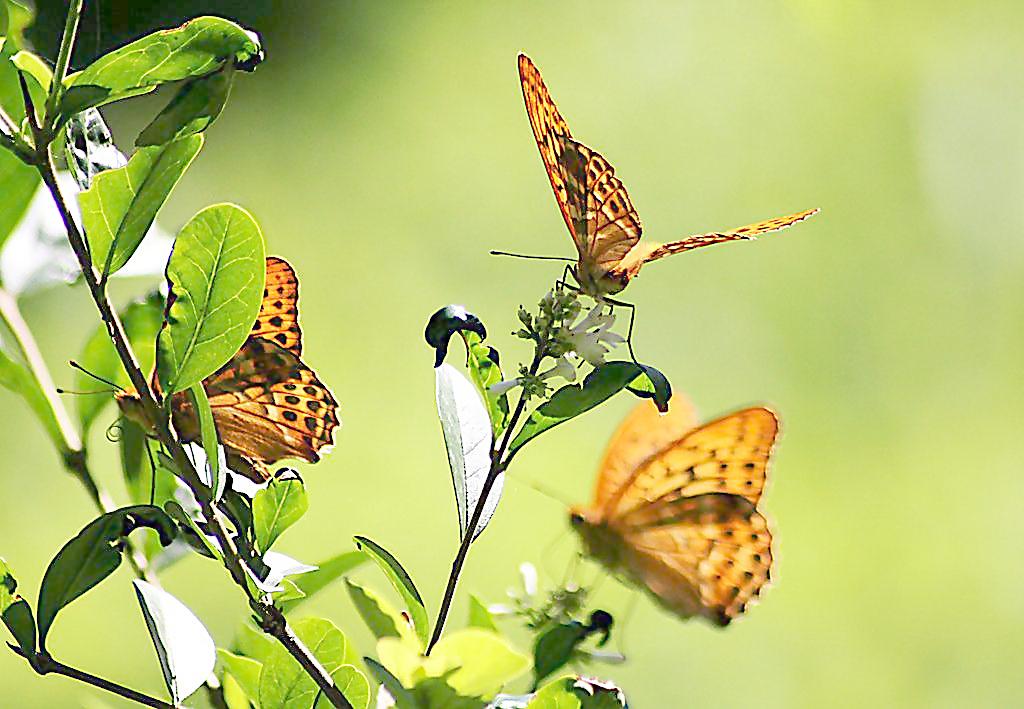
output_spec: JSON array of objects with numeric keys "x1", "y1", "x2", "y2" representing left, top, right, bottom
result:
[
  {"x1": 570, "y1": 395, "x2": 777, "y2": 626},
  {"x1": 518, "y1": 53, "x2": 819, "y2": 297},
  {"x1": 116, "y1": 256, "x2": 340, "y2": 482}
]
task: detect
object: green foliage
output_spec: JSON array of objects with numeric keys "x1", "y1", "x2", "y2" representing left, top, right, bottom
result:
[
  {"x1": 0, "y1": 558, "x2": 35, "y2": 657},
  {"x1": 257, "y1": 617, "x2": 362, "y2": 709},
  {"x1": 59, "y1": 16, "x2": 263, "y2": 121},
  {"x1": 315, "y1": 665, "x2": 371, "y2": 709},
  {"x1": 0, "y1": 347, "x2": 64, "y2": 452},
  {"x1": 165, "y1": 500, "x2": 223, "y2": 561},
  {"x1": 0, "y1": 1, "x2": 32, "y2": 46},
  {"x1": 218, "y1": 649, "x2": 262, "y2": 704},
  {"x1": 156, "y1": 202, "x2": 266, "y2": 394},
  {"x1": 532, "y1": 623, "x2": 588, "y2": 688},
  {"x1": 467, "y1": 594, "x2": 498, "y2": 632},
  {"x1": 188, "y1": 380, "x2": 220, "y2": 496},
  {"x1": 461, "y1": 331, "x2": 509, "y2": 436},
  {"x1": 36, "y1": 506, "x2": 175, "y2": 647},
  {"x1": 76, "y1": 292, "x2": 163, "y2": 435},
  {"x1": 354, "y1": 535, "x2": 428, "y2": 649},
  {"x1": 78, "y1": 135, "x2": 203, "y2": 276},
  {"x1": 254, "y1": 477, "x2": 308, "y2": 552},
  {"x1": 137, "y1": 67, "x2": 234, "y2": 146},
  {"x1": 345, "y1": 578, "x2": 406, "y2": 641}
]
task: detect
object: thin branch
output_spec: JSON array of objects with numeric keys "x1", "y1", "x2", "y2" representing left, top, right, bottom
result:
[
  {"x1": 427, "y1": 350, "x2": 544, "y2": 653},
  {"x1": 42, "y1": 0, "x2": 84, "y2": 129}
]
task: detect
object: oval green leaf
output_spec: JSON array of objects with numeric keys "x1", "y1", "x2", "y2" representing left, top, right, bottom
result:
[
  {"x1": 353, "y1": 535, "x2": 428, "y2": 649},
  {"x1": 253, "y1": 477, "x2": 308, "y2": 553},
  {"x1": 314, "y1": 664, "x2": 371, "y2": 709},
  {"x1": 156, "y1": 203, "x2": 265, "y2": 394},
  {"x1": 137, "y1": 67, "x2": 234, "y2": 147},
  {"x1": 257, "y1": 617, "x2": 356, "y2": 709}
]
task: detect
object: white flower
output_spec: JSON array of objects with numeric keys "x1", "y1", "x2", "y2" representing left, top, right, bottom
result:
[
  {"x1": 537, "y1": 355, "x2": 577, "y2": 384},
  {"x1": 562, "y1": 304, "x2": 625, "y2": 365},
  {"x1": 489, "y1": 378, "x2": 522, "y2": 396}
]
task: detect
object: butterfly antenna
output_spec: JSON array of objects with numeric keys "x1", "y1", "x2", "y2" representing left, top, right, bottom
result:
[
  {"x1": 490, "y1": 250, "x2": 575, "y2": 262},
  {"x1": 68, "y1": 360, "x2": 124, "y2": 391},
  {"x1": 511, "y1": 475, "x2": 573, "y2": 507},
  {"x1": 55, "y1": 387, "x2": 117, "y2": 395}
]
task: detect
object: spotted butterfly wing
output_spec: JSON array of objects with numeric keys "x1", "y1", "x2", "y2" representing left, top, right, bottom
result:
[
  {"x1": 250, "y1": 256, "x2": 302, "y2": 355},
  {"x1": 571, "y1": 397, "x2": 777, "y2": 625}
]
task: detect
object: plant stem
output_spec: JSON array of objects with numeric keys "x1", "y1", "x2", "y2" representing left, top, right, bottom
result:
[
  {"x1": 426, "y1": 351, "x2": 544, "y2": 653},
  {"x1": 42, "y1": 0, "x2": 84, "y2": 129}
]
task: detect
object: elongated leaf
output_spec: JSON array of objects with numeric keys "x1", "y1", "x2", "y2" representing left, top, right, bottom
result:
[
  {"x1": 60, "y1": 16, "x2": 263, "y2": 119},
  {"x1": 133, "y1": 580, "x2": 216, "y2": 705},
  {"x1": 280, "y1": 550, "x2": 368, "y2": 613},
  {"x1": 76, "y1": 291, "x2": 163, "y2": 435},
  {"x1": 1, "y1": 1, "x2": 32, "y2": 47},
  {"x1": 467, "y1": 595, "x2": 498, "y2": 633},
  {"x1": 0, "y1": 150, "x2": 37, "y2": 252},
  {"x1": 165, "y1": 500, "x2": 222, "y2": 561},
  {"x1": 257, "y1": 617, "x2": 355, "y2": 709},
  {"x1": 0, "y1": 558, "x2": 35, "y2": 656},
  {"x1": 314, "y1": 664, "x2": 371, "y2": 709},
  {"x1": 461, "y1": 331, "x2": 508, "y2": 435},
  {"x1": 0, "y1": 347, "x2": 63, "y2": 452},
  {"x1": 345, "y1": 578, "x2": 405, "y2": 641},
  {"x1": 188, "y1": 381, "x2": 221, "y2": 500},
  {"x1": 508, "y1": 362, "x2": 665, "y2": 455},
  {"x1": 79, "y1": 134, "x2": 203, "y2": 275},
  {"x1": 532, "y1": 623, "x2": 587, "y2": 687},
  {"x1": 364, "y1": 657, "x2": 415, "y2": 707},
  {"x1": 353, "y1": 536, "x2": 428, "y2": 649},
  {"x1": 137, "y1": 67, "x2": 234, "y2": 146},
  {"x1": 436, "y1": 364, "x2": 500, "y2": 543},
  {"x1": 253, "y1": 477, "x2": 307, "y2": 552},
  {"x1": 156, "y1": 203, "x2": 265, "y2": 394},
  {"x1": 37, "y1": 506, "x2": 175, "y2": 647},
  {"x1": 218, "y1": 648, "x2": 262, "y2": 704}
]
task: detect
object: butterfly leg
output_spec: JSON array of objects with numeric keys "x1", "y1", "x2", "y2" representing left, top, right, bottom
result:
[
  {"x1": 555, "y1": 264, "x2": 578, "y2": 293},
  {"x1": 602, "y1": 296, "x2": 640, "y2": 366}
]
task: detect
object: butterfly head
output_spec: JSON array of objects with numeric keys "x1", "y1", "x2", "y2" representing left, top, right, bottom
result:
[
  {"x1": 569, "y1": 505, "x2": 624, "y2": 571},
  {"x1": 115, "y1": 389, "x2": 159, "y2": 432}
]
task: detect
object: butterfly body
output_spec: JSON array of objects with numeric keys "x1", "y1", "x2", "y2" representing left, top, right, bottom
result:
[
  {"x1": 519, "y1": 53, "x2": 818, "y2": 298},
  {"x1": 116, "y1": 257, "x2": 339, "y2": 481},
  {"x1": 571, "y1": 397, "x2": 778, "y2": 626}
]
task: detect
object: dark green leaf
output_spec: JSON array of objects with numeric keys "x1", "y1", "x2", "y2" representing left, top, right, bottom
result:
[
  {"x1": 280, "y1": 550, "x2": 367, "y2": 613},
  {"x1": 532, "y1": 623, "x2": 587, "y2": 687},
  {"x1": 253, "y1": 477, "x2": 307, "y2": 552},
  {"x1": 77, "y1": 291, "x2": 163, "y2": 435},
  {"x1": 0, "y1": 348, "x2": 64, "y2": 452},
  {"x1": 508, "y1": 362, "x2": 642, "y2": 455},
  {"x1": 353, "y1": 535, "x2": 428, "y2": 649},
  {"x1": 1, "y1": 1, "x2": 33, "y2": 48},
  {"x1": 137, "y1": 67, "x2": 234, "y2": 146},
  {"x1": 165, "y1": 500, "x2": 222, "y2": 561},
  {"x1": 467, "y1": 594, "x2": 498, "y2": 633},
  {"x1": 314, "y1": 664, "x2": 372, "y2": 709},
  {"x1": 257, "y1": 617, "x2": 356, "y2": 709},
  {"x1": 461, "y1": 331, "x2": 509, "y2": 435},
  {"x1": 0, "y1": 558, "x2": 35, "y2": 656},
  {"x1": 188, "y1": 381, "x2": 220, "y2": 499},
  {"x1": 425, "y1": 305, "x2": 486, "y2": 367},
  {"x1": 156, "y1": 203, "x2": 265, "y2": 394},
  {"x1": 218, "y1": 648, "x2": 262, "y2": 704},
  {"x1": 60, "y1": 16, "x2": 262, "y2": 119},
  {"x1": 625, "y1": 362, "x2": 671, "y2": 413},
  {"x1": 363, "y1": 657, "x2": 415, "y2": 708},
  {"x1": 345, "y1": 578, "x2": 403, "y2": 640},
  {"x1": 412, "y1": 677, "x2": 486, "y2": 709},
  {"x1": 36, "y1": 505, "x2": 175, "y2": 647},
  {"x1": 79, "y1": 135, "x2": 203, "y2": 275}
]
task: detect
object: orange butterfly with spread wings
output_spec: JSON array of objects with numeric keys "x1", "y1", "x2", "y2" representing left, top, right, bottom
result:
[
  {"x1": 570, "y1": 395, "x2": 777, "y2": 625},
  {"x1": 517, "y1": 53, "x2": 818, "y2": 297},
  {"x1": 117, "y1": 256, "x2": 340, "y2": 481}
]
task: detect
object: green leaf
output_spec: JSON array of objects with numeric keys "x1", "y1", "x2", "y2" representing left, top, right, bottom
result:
[
  {"x1": 0, "y1": 146, "x2": 37, "y2": 251},
  {"x1": 76, "y1": 291, "x2": 163, "y2": 435},
  {"x1": 222, "y1": 672, "x2": 251, "y2": 709},
  {"x1": 0, "y1": 558, "x2": 35, "y2": 656},
  {"x1": 165, "y1": 500, "x2": 222, "y2": 561},
  {"x1": 625, "y1": 362, "x2": 672, "y2": 413},
  {"x1": 364, "y1": 657, "x2": 415, "y2": 707},
  {"x1": 526, "y1": 678, "x2": 582, "y2": 709},
  {"x1": 0, "y1": 1, "x2": 32, "y2": 48},
  {"x1": 354, "y1": 535, "x2": 428, "y2": 649},
  {"x1": 218, "y1": 648, "x2": 262, "y2": 703},
  {"x1": 508, "y1": 363, "x2": 644, "y2": 455},
  {"x1": 234, "y1": 621, "x2": 275, "y2": 664},
  {"x1": 280, "y1": 550, "x2": 368, "y2": 612},
  {"x1": 424, "y1": 305, "x2": 486, "y2": 367},
  {"x1": 345, "y1": 578, "x2": 405, "y2": 641},
  {"x1": 188, "y1": 381, "x2": 220, "y2": 499},
  {"x1": 156, "y1": 203, "x2": 265, "y2": 394},
  {"x1": 461, "y1": 331, "x2": 508, "y2": 435},
  {"x1": 532, "y1": 623, "x2": 587, "y2": 687},
  {"x1": 79, "y1": 134, "x2": 203, "y2": 276},
  {"x1": 314, "y1": 664, "x2": 371, "y2": 709},
  {"x1": 0, "y1": 348, "x2": 64, "y2": 452},
  {"x1": 429, "y1": 629, "x2": 530, "y2": 698},
  {"x1": 36, "y1": 506, "x2": 175, "y2": 648},
  {"x1": 253, "y1": 477, "x2": 308, "y2": 552},
  {"x1": 467, "y1": 595, "x2": 497, "y2": 633},
  {"x1": 257, "y1": 617, "x2": 356, "y2": 709},
  {"x1": 137, "y1": 67, "x2": 234, "y2": 146},
  {"x1": 60, "y1": 16, "x2": 263, "y2": 120},
  {"x1": 412, "y1": 677, "x2": 486, "y2": 709},
  {"x1": 10, "y1": 49, "x2": 50, "y2": 89}
]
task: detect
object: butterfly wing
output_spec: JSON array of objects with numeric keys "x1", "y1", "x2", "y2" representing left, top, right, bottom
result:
[
  {"x1": 621, "y1": 494, "x2": 772, "y2": 625},
  {"x1": 593, "y1": 395, "x2": 698, "y2": 514},
  {"x1": 173, "y1": 338, "x2": 339, "y2": 471},
  {"x1": 631, "y1": 208, "x2": 820, "y2": 269},
  {"x1": 250, "y1": 256, "x2": 302, "y2": 356}
]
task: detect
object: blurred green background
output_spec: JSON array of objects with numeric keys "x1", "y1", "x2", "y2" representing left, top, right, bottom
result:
[{"x1": 3, "y1": 1, "x2": 1023, "y2": 706}]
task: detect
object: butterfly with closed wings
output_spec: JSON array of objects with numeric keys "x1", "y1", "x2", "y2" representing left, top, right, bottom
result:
[
  {"x1": 571, "y1": 394, "x2": 777, "y2": 626},
  {"x1": 117, "y1": 256, "x2": 340, "y2": 482},
  {"x1": 515, "y1": 53, "x2": 818, "y2": 298}
]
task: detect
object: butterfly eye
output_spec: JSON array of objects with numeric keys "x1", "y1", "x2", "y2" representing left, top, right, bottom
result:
[{"x1": 570, "y1": 512, "x2": 585, "y2": 527}]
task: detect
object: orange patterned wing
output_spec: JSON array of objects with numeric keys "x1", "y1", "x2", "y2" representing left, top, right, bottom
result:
[
  {"x1": 250, "y1": 256, "x2": 302, "y2": 356},
  {"x1": 519, "y1": 54, "x2": 579, "y2": 249},
  {"x1": 558, "y1": 138, "x2": 643, "y2": 274},
  {"x1": 173, "y1": 338, "x2": 339, "y2": 467},
  {"x1": 638, "y1": 208, "x2": 820, "y2": 265},
  {"x1": 593, "y1": 395, "x2": 698, "y2": 516},
  {"x1": 604, "y1": 407, "x2": 778, "y2": 522},
  {"x1": 621, "y1": 495, "x2": 772, "y2": 625}
]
